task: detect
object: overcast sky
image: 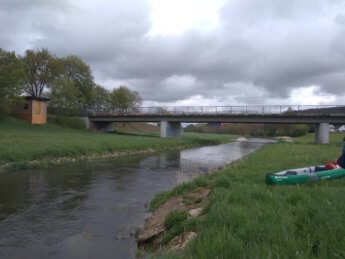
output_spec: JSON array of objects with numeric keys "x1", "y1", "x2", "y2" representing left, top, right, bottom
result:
[{"x1": 1, "y1": 0, "x2": 345, "y2": 106}]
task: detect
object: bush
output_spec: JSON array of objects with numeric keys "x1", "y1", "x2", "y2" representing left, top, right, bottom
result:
[
  {"x1": 287, "y1": 124, "x2": 309, "y2": 137},
  {"x1": 48, "y1": 115, "x2": 85, "y2": 129}
]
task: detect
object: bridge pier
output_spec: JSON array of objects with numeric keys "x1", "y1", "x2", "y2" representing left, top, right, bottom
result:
[
  {"x1": 81, "y1": 117, "x2": 92, "y2": 130},
  {"x1": 81, "y1": 117, "x2": 115, "y2": 132},
  {"x1": 160, "y1": 121, "x2": 182, "y2": 138},
  {"x1": 315, "y1": 123, "x2": 329, "y2": 144}
]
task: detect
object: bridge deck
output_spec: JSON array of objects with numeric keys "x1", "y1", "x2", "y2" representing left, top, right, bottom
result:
[{"x1": 86, "y1": 105, "x2": 345, "y2": 124}]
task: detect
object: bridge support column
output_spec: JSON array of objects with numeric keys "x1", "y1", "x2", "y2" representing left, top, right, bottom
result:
[
  {"x1": 315, "y1": 123, "x2": 329, "y2": 144},
  {"x1": 81, "y1": 117, "x2": 93, "y2": 130},
  {"x1": 160, "y1": 121, "x2": 182, "y2": 138}
]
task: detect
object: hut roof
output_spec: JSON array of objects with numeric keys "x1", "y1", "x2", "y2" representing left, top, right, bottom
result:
[{"x1": 24, "y1": 96, "x2": 50, "y2": 102}]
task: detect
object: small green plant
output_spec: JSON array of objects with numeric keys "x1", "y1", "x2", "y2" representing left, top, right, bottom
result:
[{"x1": 164, "y1": 211, "x2": 188, "y2": 230}]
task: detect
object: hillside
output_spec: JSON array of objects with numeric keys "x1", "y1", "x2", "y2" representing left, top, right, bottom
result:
[{"x1": 113, "y1": 122, "x2": 159, "y2": 134}]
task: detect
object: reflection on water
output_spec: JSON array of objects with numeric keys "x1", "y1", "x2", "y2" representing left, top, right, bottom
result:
[{"x1": 0, "y1": 139, "x2": 270, "y2": 259}]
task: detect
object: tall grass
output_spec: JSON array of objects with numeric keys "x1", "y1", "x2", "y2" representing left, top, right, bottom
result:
[
  {"x1": 155, "y1": 133, "x2": 345, "y2": 258},
  {"x1": 0, "y1": 117, "x2": 236, "y2": 166}
]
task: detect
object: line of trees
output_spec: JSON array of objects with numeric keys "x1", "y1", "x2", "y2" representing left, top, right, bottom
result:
[
  {"x1": 0, "y1": 48, "x2": 141, "y2": 115},
  {"x1": 185, "y1": 123, "x2": 310, "y2": 137}
]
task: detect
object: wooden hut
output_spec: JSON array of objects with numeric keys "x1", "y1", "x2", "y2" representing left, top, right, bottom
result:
[{"x1": 12, "y1": 96, "x2": 49, "y2": 124}]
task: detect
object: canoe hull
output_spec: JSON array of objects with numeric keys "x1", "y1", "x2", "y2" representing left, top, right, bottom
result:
[{"x1": 266, "y1": 167, "x2": 345, "y2": 185}]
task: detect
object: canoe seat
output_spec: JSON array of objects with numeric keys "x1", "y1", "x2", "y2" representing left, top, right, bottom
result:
[
  {"x1": 284, "y1": 171, "x2": 298, "y2": 176},
  {"x1": 315, "y1": 166, "x2": 327, "y2": 172}
]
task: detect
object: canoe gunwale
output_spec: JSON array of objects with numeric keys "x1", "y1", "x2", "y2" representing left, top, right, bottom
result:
[{"x1": 266, "y1": 167, "x2": 345, "y2": 185}]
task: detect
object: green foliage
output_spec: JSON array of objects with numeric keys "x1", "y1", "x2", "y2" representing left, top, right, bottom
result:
[
  {"x1": 288, "y1": 124, "x2": 309, "y2": 137},
  {"x1": 164, "y1": 211, "x2": 188, "y2": 230},
  {"x1": 62, "y1": 55, "x2": 95, "y2": 108},
  {"x1": 93, "y1": 84, "x2": 109, "y2": 110},
  {"x1": 22, "y1": 48, "x2": 60, "y2": 98},
  {"x1": 162, "y1": 218, "x2": 199, "y2": 246},
  {"x1": 48, "y1": 78, "x2": 82, "y2": 113},
  {"x1": 47, "y1": 115, "x2": 85, "y2": 129},
  {"x1": 150, "y1": 192, "x2": 173, "y2": 211},
  {"x1": 0, "y1": 49, "x2": 26, "y2": 113},
  {"x1": 149, "y1": 174, "x2": 211, "y2": 211},
  {"x1": 108, "y1": 86, "x2": 141, "y2": 111},
  {"x1": 154, "y1": 133, "x2": 345, "y2": 258},
  {"x1": 0, "y1": 48, "x2": 142, "y2": 116},
  {"x1": 49, "y1": 55, "x2": 95, "y2": 112}
]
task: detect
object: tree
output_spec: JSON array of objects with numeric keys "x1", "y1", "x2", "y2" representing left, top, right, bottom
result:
[
  {"x1": 22, "y1": 48, "x2": 61, "y2": 98},
  {"x1": 93, "y1": 85, "x2": 109, "y2": 111},
  {"x1": 108, "y1": 86, "x2": 141, "y2": 112},
  {"x1": 49, "y1": 55, "x2": 96, "y2": 113},
  {"x1": 48, "y1": 77, "x2": 81, "y2": 113},
  {"x1": 0, "y1": 49, "x2": 26, "y2": 114},
  {"x1": 61, "y1": 55, "x2": 95, "y2": 109}
]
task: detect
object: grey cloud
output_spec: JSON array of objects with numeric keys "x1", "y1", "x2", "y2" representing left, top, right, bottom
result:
[
  {"x1": 1, "y1": 0, "x2": 345, "y2": 103},
  {"x1": 0, "y1": 0, "x2": 67, "y2": 11},
  {"x1": 0, "y1": 0, "x2": 70, "y2": 51},
  {"x1": 34, "y1": 0, "x2": 151, "y2": 64},
  {"x1": 95, "y1": 0, "x2": 345, "y2": 101},
  {"x1": 335, "y1": 13, "x2": 345, "y2": 24}
]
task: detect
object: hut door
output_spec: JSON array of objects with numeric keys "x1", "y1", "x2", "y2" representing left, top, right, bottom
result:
[{"x1": 35, "y1": 101, "x2": 41, "y2": 114}]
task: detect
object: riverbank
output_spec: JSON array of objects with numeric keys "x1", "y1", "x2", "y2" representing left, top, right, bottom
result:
[
  {"x1": 0, "y1": 117, "x2": 236, "y2": 171},
  {"x1": 140, "y1": 133, "x2": 345, "y2": 258}
]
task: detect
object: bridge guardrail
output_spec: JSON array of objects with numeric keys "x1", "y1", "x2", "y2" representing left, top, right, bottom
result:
[{"x1": 85, "y1": 105, "x2": 345, "y2": 117}]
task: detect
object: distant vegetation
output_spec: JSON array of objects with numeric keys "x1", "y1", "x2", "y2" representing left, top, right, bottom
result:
[
  {"x1": 186, "y1": 123, "x2": 310, "y2": 137},
  {"x1": 0, "y1": 48, "x2": 141, "y2": 116},
  {"x1": 47, "y1": 115, "x2": 86, "y2": 129}
]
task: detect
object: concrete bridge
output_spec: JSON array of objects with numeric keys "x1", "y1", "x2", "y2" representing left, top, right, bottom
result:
[{"x1": 82, "y1": 105, "x2": 345, "y2": 144}]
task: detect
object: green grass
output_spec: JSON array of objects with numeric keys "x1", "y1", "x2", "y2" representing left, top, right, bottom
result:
[
  {"x1": 0, "y1": 117, "x2": 236, "y2": 167},
  {"x1": 151, "y1": 133, "x2": 345, "y2": 258},
  {"x1": 165, "y1": 211, "x2": 188, "y2": 230}
]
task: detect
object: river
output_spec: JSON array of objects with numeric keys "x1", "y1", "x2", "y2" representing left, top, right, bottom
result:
[{"x1": 0, "y1": 138, "x2": 271, "y2": 259}]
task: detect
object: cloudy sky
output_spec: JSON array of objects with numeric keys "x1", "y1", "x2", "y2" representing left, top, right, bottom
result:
[{"x1": 1, "y1": 0, "x2": 345, "y2": 106}]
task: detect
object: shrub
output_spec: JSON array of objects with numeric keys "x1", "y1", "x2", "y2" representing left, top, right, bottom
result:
[
  {"x1": 48, "y1": 115, "x2": 85, "y2": 129},
  {"x1": 288, "y1": 124, "x2": 309, "y2": 137}
]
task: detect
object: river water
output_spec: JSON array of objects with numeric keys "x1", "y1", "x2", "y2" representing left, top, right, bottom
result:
[{"x1": 0, "y1": 139, "x2": 270, "y2": 259}]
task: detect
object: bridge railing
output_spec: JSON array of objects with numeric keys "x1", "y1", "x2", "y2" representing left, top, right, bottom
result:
[{"x1": 85, "y1": 105, "x2": 345, "y2": 116}]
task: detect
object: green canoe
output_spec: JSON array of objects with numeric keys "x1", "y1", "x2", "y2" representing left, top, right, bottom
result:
[{"x1": 266, "y1": 166, "x2": 345, "y2": 185}]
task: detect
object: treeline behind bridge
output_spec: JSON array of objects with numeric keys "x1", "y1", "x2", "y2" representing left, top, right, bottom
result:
[
  {"x1": 0, "y1": 48, "x2": 141, "y2": 116},
  {"x1": 185, "y1": 123, "x2": 312, "y2": 138}
]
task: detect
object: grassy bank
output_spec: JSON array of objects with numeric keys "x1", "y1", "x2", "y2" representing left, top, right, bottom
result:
[
  {"x1": 0, "y1": 117, "x2": 236, "y2": 169},
  {"x1": 149, "y1": 133, "x2": 345, "y2": 258}
]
